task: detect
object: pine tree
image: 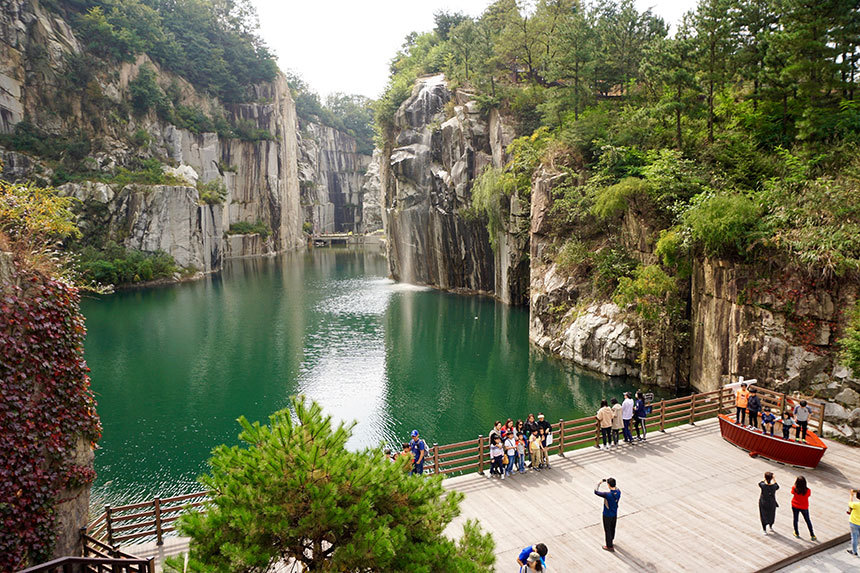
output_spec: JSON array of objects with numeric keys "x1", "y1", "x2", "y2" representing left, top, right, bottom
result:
[{"x1": 178, "y1": 397, "x2": 495, "y2": 572}]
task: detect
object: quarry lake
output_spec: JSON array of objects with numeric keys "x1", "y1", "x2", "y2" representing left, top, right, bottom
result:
[{"x1": 81, "y1": 248, "x2": 663, "y2": 506}]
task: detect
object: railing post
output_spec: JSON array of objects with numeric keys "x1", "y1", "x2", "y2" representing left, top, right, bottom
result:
[
  {"x1": 477, "y1": 435, "x2": 484, "y2": 475},
  {"x1": 154, "y1": 497, "x2": 163, "y2": 546},
  {"x1": 780, "y1": 392, "x2": 786, "y2": 414},
  {"x1": 718, "y1": 386, "x2": 725, "y2": 414},
  {"x1": 79, "y1": 527, "x2": 88, "y2": 557},
  {"x1": 594, "y1": 420, "x2": 600, "y2": 448},
  {"x1": 558, "y1": 419, "x2": 565, "y2": 457},
  {"x1": 147, "y1": 557, "x2": 156, "y2": 573},
  {"x1": 433, "y1": 443, "x2": 439, "y2": 475},
  {"x1": 105, "y1": 505, "x2": 113, "y2": 547},
  {"x1": 689, "y1": 394, "x2": 696, "y2": 425},
  {"x1": 660, "y1": 399, "x2": 666, "y2": 432},
  {"x1": 816, "y1": 401, "x2": 825, "y2": 434}
]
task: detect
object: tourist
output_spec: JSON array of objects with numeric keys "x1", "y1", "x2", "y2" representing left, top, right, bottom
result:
[
  {"x1": 595, "y1": 477, "x2": 621, "y2": 551},
  {"x1": 634, "y1": 391, "x2": 648, "y2": 441},
  {"x1": 410, "y1": 430, "x2": 426, "y2": 476},
  {"x1": 747, "y1": 388, "x2": 762, "y2": 429},
  {"x1": 597, "y1": 400, "x2": 614, "y2": 451},
  {"x1": 794, "y1": 400, "x2": 811, "y2": 443},
  {"x1": 516, "y1": 422, "x2": 527, "y2": 474},
  {"x1": 506, "y1": 418, "x2": 517, "y2": 440},
  {"x1": 621, "y1": 392, "x2": 634, "y2": 442},
  {"x1": 384, "y1": 448, "x2": 394, "y2": 462},
  {"x1": 489, "y1": 434, "x2": 504, "y2": 479},
  {"x1": 524, "y1": 413, "x2": 539, "y2": 465},
  {"x1": 735, "y1": 382, "x2": 750, "y2": 425},
  {"x1": 519, "y1": 551, "x2": 544, "y2": 572},
  {"x1": 761, "y1": 407, "x2": 776, "y2": 436},
  {"x1": 781, "y1": 410, "x2": 794, "y2": 440},
  {"x1": 791, "y1": 475, "x2": 816, "y2": 541},
  {"x1": 504, "y1": 429, "x2": 517, "y2": 477},
  {"x1": 537, "y1": 413, "x2": 552, "y2": 469},
  {"x1": 489, "y1": 420, "x2": 503, "y2": 443},
  {"x1": 400, "y1": 442, "x2": 412, "y2": 464},
  {"x1": 610, "y1": 397, "x2": 624, "y2": 448},
  {"x1": 758, "y1": 472, "x2": 779, "y2": 534},
  {"x1": 516, "y1": 543, "x2": 548, "y2": 569},
  {"x1": 848, "y1": 488, "x2": 860, "y2": 556},
  {"x1": 528, "y1": 430, "x2": 542, "y2": 471}
]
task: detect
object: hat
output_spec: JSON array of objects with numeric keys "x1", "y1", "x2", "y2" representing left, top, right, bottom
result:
[
  {"x1": 527, "y1": 551, "x2": 541, "y2": 564},
  {"x1": 538, "y1": 414, "x2": 545, "y2": 419},
  {"x1": 411, "y1": 430, "x2": 419, "y2": 437}
]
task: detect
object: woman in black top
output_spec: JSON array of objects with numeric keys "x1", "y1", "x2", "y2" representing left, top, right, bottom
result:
[{"x1": 759, "y1": 471, "x2": 779, "y2": 534}]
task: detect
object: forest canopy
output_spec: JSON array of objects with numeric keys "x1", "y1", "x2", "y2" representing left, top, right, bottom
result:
[
  {"x1": 377, "y1": 0, "x2": 860, "y2": 278},
  {"x1": 50, "y1": 0, "x2": 278, "y2": 102}
]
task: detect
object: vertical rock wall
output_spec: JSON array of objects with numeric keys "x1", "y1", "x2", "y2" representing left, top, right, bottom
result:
[
  {"x1": 0, "y1": 0, "x2": 304, "y2": 272},
  {"x1": 380, "y1": 74, "x2": 524, "y2": 299},
  {"x1": 297, "y1": 121, "x2": 371, "y2": 234}
]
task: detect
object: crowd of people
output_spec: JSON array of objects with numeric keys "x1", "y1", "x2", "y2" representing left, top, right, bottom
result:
[
  {"x1": 734, "y1": 382, "x2": 814, "y2": 442},
  {"x1": 487, "y1": 413, "x2": 553, "y2": 479},
  {"x1": 388, "y1": 391, "x2": 859, "y2": 568}
]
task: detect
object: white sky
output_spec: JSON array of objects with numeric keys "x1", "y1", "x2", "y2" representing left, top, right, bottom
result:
[{"x1": 255, "y1": 0, "x2": 698, "y2": 100}]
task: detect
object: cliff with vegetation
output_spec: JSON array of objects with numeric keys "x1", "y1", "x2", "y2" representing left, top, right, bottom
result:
[
  {"x1": 0, "y1": 0, "x2": 375, "y2": 287},
  {"x1": 376, "y1": 0, "x2": 860, "y2": 437}
]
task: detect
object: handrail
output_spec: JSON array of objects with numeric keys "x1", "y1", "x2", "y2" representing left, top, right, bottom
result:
[
  {"x1": 89, "y1": 385, "x2": 825, "y2": 546},
  {"x1": 18, "y1": 556, "x2": 154, "y2": 573}
]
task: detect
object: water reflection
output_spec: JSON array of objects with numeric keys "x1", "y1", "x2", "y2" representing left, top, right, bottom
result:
[{"x1": 83, "y1": 248, "x2": 662, "y2": 508}]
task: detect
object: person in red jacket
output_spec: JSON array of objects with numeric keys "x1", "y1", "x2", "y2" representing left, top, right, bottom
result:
[{"x1": 791, "y1": 475, "x2": 817, "y2": 541}]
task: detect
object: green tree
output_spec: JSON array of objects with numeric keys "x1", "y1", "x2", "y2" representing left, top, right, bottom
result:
[
  {"x1": 641, "y1": 31, "x2": 698, "y2": 149},
  {"x1": 693, "y1": 0, "x2": 736, "y2": 143},
  {"x1": 179, "y1": 397, "x2": 495, "y2": 572}
]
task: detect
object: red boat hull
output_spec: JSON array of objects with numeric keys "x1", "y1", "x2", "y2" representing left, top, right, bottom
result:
[{"x1": 718, "y1": 415, "x2": 827, "y2": 469}]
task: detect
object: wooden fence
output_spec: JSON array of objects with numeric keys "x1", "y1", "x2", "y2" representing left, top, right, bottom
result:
[{"x1": 88, "y1": 386, "x2": 824, "y2": 545}]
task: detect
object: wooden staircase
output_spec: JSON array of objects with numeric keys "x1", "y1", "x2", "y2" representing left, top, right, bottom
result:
[{"x1": 17, "y1": 530, "x2": 155, "y2": 573}]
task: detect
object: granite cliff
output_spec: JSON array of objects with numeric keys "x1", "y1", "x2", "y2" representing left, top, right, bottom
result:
[{"x1": 379, "y1": 74, "x2": 524, "y2": 304}]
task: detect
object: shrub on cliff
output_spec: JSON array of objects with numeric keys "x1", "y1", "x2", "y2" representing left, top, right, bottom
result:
[{"x1": 178, "y1": 396, "x2": 495, "y2": 572}]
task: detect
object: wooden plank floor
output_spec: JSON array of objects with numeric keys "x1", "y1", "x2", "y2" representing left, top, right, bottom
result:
[{"x1": 444, "y1": 417, "x2": 860, "y2": 573}]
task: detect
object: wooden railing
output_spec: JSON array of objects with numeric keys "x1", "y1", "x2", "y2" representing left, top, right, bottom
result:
[
  {"x1": 89, "y1": 491, "x2": 209, "y2": 546},
  {"x1": 88, "y1": 386, "x2": 824, "y2": 544}
]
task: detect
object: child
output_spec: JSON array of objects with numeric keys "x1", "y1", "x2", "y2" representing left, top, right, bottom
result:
[
  {"x1": 529, "y1": 431, "x2": 542, "y2": 471},
  {"x1": 516, "y1": 430, "x2": 526, "y2": 474},
  {"x1": 504, "y1": 430, "x2": 517, "y2": 477},
  {"x1": 489, "y1": 435, "x2": 504, "y2": 479},
  {"x1": 761, "y1": 407, "x2": 776, "y2": 436},
  {"x1": 781, "y1": 411, "x2": 794, "y2": 440}
]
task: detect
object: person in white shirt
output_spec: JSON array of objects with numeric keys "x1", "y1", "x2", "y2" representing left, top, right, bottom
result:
[{"x1": 621, "y1": 392, "x2": 634, "y2": 443}]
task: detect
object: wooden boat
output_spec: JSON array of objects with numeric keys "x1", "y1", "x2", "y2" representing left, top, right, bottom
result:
[{"x1": 718, "y1": 414, "x2": 827, "y2": 469}]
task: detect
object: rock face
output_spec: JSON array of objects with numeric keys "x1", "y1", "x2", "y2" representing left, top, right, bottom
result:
[
  {"x1": 298, "y1": 120, "x2": 371, "y2": 233},
  {"x1": 360, "y1": 149, "x2": 384, "y2": 232},
  {"x1": 0, "y1": 0, "x2": 303, "y2": 275},
  {"x1": 690, "y1": 258, "x2": 858, "y2": 394},
  {"x1": 380, "y1": 74, "x2": 524, "y2": 301}
]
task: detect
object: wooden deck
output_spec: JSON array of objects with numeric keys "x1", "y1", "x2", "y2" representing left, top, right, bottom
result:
[
  {"x1": 444, "y1": 417, "x2": 860, "y2": 572},
  {"x1": 121, "y1": 417, "x2": 859, "y2": 572}
]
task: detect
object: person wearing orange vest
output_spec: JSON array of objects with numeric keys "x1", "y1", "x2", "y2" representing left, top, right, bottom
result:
[{"x1": 735, "y1": 383, "x2": 750, "y2": 425}]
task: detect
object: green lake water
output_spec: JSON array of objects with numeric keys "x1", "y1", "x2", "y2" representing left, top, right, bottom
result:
[{"x1": 81, "y1": 248, "x2": 664, "y2": 506}]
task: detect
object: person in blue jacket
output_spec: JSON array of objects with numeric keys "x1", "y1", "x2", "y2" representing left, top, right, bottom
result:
[
  {"x1": 633, "y1": 391, "x2": 648, "y2": 441},
  {"x1": 516, "y1": 543, "x2": 547, "y2": 569},
  {"x1": 595, "y1": 477, "x2": 621, "y2": 551}
]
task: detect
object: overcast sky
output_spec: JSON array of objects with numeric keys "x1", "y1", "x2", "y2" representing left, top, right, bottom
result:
[{"x1": 255, "y1": 0, "x2": 699, "y2": 101}]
